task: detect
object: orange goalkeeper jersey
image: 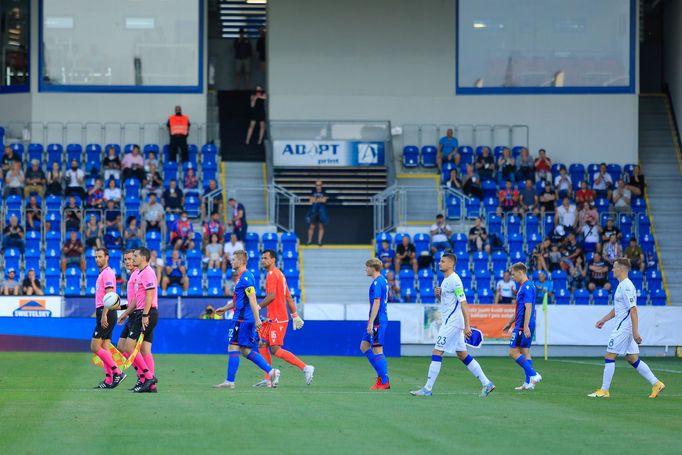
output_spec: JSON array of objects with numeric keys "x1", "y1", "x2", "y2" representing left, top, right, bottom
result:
[{"x1": 265, "y1": 267, "x2": 291, "y2": 323}]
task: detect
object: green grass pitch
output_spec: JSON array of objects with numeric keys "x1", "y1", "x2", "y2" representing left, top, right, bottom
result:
[{"x1": 0, "y1": 353, "x2": 680, "y2": 454}]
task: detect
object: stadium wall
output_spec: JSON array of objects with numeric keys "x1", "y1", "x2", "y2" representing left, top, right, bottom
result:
[
  {"x1": 664, "y1": 0, "x2": 682, "y2": 123},
  {"x1": 268, "y1": 0, "x2": 639, "y2": 165}
]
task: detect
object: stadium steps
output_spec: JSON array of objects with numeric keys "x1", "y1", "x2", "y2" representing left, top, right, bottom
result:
[
  {"x1": 396, "y1": 175, "x2": 440, "y2": 224},
  {"x1": 224, "y1": 161, "x2": 268, "y2": 223},
  {"x1": 639, "y1": 95, "x2": 682, "y2": 305},
  {"x1": 300, "y1": 246, "x2": 373, "y2": 304}
]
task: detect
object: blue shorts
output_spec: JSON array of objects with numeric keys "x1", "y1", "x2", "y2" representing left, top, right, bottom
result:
[
  {"x1": 228, "y1": 320, "x2": 259, "y2": 349},
  {"x1": 306, "y1": 204, "x2": 328, "y2": 225},
  {"x1": 509, "y1": 328, "x2": 534, "y2": 349},
  {"x1": 362, "y1": 322, "x2": 387, "y2": 347}
]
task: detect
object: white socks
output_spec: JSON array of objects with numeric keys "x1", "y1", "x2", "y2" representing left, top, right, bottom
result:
[
  {"x1": 633, "y1": 359, "x2": 658, "y2": 385},
  {"x1": 466, "y1": 359, "x2": 490, "y2": 386},
  {"x1": 601, "y1": 360, "x2": 615, "y2": 390},
  {"x1": 424, "y1": 360, "x2": 442, "y2": 391}
]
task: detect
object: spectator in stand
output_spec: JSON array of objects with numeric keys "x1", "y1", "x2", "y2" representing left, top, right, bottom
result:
[
  {"x1": 592, "y1": 163, "x2": 613, "y2": 200},
  {"x1": 553, "y1": 167, "x2": 572, "y2": 200},
  {"x1": 161, "y1": 249, "x2": 189, "y2": 294},
  {"x1": 430, "y1": 214, "x2": 452, "y2": 252},
  {"x1": 144, "y1": 151, "x2": 159, "y2": 172},
  {"x1": 534, "y1": 148, "x2": 552, "y2": 182},
  {"x1": 516, "y1": 148, "x2": 534, "y2": 183},
  {"x1": 102, "y1": 146, "x2": 122, "y2": 181},
  {"x1": 386, "y1": 270, "x2": 401, "y2": 303},
  {"x1": 223, "y1": 233, "x2": 244, "y2": 271},
  {"x1": 436, "y1": 128, "x2": 459, "y2": 171},
  {"x1": 86, "y1": 178, "x2": 105, "y2": 209},
  {"x1": 305, "y1": 181, "x2": 327, "y2": 246},
  {"x1": 531, "y1": 238, "x2": 551, "y2": 274},
  {"x1": 612, "y1": 179, "x2": 632, "y2": 213},
  {"x1": 121, "y1": 145, "x2": 145, "y2": 183},
  {"x1": 578, "y1": 201, "x2": 598, "y2": 229},
  {"x1": 534, "y1": 271, "x2": 553, "y2": 304},
  {"x1": 256, "y1": 26, "x2": 266, "y2": 71},
  {"x1": 548, "y1": 244, "x2": 563, "y2": 271},
  {"x1": 25, "y1": 195, "x2": 42, "y2": 232},
  {"x1": 141, "y1": 162, "x2": 163, "y2": 199},
  {"x1": 568, "y1": 255, "x2": 588, "y2": 292},
  {"x1": 538, "y1": 183, "x2": 557, "y2": 216},
  {"x1": 24, "y1": 159, "x2": 46, "y2": 197},
  {"x1": 468, "y1": 217, "x2": 490, "y2": 253},
  {"x1": 624, "y1": 237, "x2": 646, "y2": 272},
  {"x1": 141, "y1": 193, "x2": 164, "y2": 236},
  {"x1": 205, "y1": 233, "x2": 225, "y2": 270},
  {"x1": 21, "y1": 268, "x2": 43, "y2": 296},
  {"x1": 163, "y1": 179, "x2": 184, "y2": 213},
  {"x1": 445, "y1": 168, "x2": 462, "y2": 190},
  {"x1": 170, "y1": 210, "x2": 195, "y2": 251},
  {"x1": 497, "y1": 147, "x2": 516, "y2": 183},
  {"x1": 494, "y1": 271, "x2": 516, "y2": 304},
  {"x1": 394, "y1": 235, "x2": 418, "y2": 273},
  {"x1": 475, "y1": 146, "x2": 495, "y2": 181},
  {"x1": 2, "y1": 214, "x2": 25, "y2": 253},
  {"x1": 625, "y1": 164, "x2": 645, "y2": 197},
  {"x1": 555, "y1": 197, "x2": 577, "y2": 234},
  {"x1": 3, "y1": 161, "x2": 24, "y2": 197},
  {"x1": 233, "y1": 28, "x2": 252, "y2": 88},
  {"x1": 604, "y1": 235, "x2": 622, "y2": 269},
  {"x1": 204, "y1": 211, "x2": 224, "y2": 242},
  {"x1": 1, "y1": 145, "x2": 21, "y2": 173},
  {"x1": 60, "y1": 231, "x2": 85, "y2": 273},
  {"x1": 84, "y1": 214, "x2": 102, "y2": 249},
  {"x1": 124, "y1": 216, "x2": 143, "y2": 250},
  {"x1": 601, "y1": 218, "x2": 621, "y2": 243},
  {"x1": 104, "y1": 199, "x2": 122, "y2": 232},
  {"x1": 64, "y1": 159, "x2": 85, "y2": 199},
  {"x1": 46, "y1": 161, "x2": 64, "y2": 196},
  {"x1": 559, "y1": 233, "x2": 582, "y2": 272},
  {"x1": 149, "y1": 249, "x2": 164, "y2": 281},
  {"x1": 64, "y1": 196, "x2": 82, "y2": 232},
  {"x1": 582, "y1": 217, "x2": 601, "y2": 252},
  {"x1": 103, "y1": 178, "x2": 122, "y2": 206},
  {"x1": 1, "y1": 268, "x2": 20, "y2": 296},
  {"x1": 377, "y1": 240, "x2": 395, "y2": 270},
  {"x1": 246, "y1": 85, "x2": 267, "y2": 145},
  {"x1": 496, "y1": 180, "x2": 519, "y2": 215},
  {"x1": 183, "y1": 166, "x2": 199, "y2": 190},
  {"x1": 574, "y1": 180, "x2": 595, "y2": 206},
  {"x1": 462, "y1": 164, "x2": 483, "y2": 199},
  {"x1": 587, "y1": 252, "x2": 611, "y2": 292},
  {"x1": 201, "y1": 179, "x2": 223, "y2": 219},
  {"x1": 518, "y1": 179, "x2": 539, "y2": 216},
  {"x1": 167, "y1": 105, "x2": 190, "y2": 163},
  {"x1": 228, "y1": 198, "x2": 248, "y2": 242}
]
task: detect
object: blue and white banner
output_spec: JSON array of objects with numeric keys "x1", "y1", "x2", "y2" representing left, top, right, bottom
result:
[
  {"x1": 272, "y1": 140, "x2": 385, "y2": 167},
  {"x1": 0, "y1": 297, "x2": 62, "y2": 317}
]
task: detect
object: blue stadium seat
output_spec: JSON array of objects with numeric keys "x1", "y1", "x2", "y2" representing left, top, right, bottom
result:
[
  {"x1": 66, "y1": 144, "x2": 82, "y2": 164},
  {"x1": 587, "y1": 163, "x2": 600, "y2": 182},
  {"x1": 282, "y1": 250, "x2": 298, "y2": 270},
  {"x1": 632, "y1": 197, "x2": 646, "y2": 214},
  {"x1": 629, "y1": 270, "x2": 644, "y2": 289},
  {"x1": 124, "y1": 178, "x2": 140, "y2": 198},
  {"x1": 418, "y1": 268, "x2": 434, "y2": 290},
  {"x1": 465, "y1": 198, "x2": 480, "y2": 219},
  {"x1": 284, "y1": 268, "x2": 299, "y2": 290},
  {"x1": 245, "y1": 232, "x2": 259, "y2": 253},
  {"x1": 455, "y1": 250, "x2": 469, "y2": 270},
  {"x1": 474, "y1": 268, "x2": 490, "y2": 290},
  {"x1": 475, "y1": 146, "x2": 490, "y2": 158},
  {"x1": 186, "y1": 249, "x2": 203, "y2": 270},
  {"x1": 441, "y1": 162, "x2": 457, "y2": 183},
  {"x1": 24, "y1": 231, "x2": 41, "y2": 251},
  {"x1": 551, "y1": 163, "x2": 564, "y2": 180},
  {"x1": 163, "y1": 162, "x2": 179, "y2": 184},
  {"x1": 187, "y1": 267, "x2": 202, "y2": 282},
  {"x1": 44, "y1": 249, "x2": 60, "y2": 271},
  {"x1": 188, "y1": 285, "x2": 203, "y2": 296},
  {"x1": 184, "y1": 194, "x2": 200, "y2": 218},
  {"x1": 482, "y1": 180, "x2": 497, "y2": 199},
  {"x1": 623, "y1": 163, "x2": 636, "y2": 176},
  {"x1": 637, "y1": 214, "x2": 651, "y2": 237},
  {"x1": 477, "y1": 287, "x2": 493, "y2": 304},
  {"x1": 207, "y1": 268, "x2": 223, "y2": 290},
  {"x1": 542, "y1": 215, "x2": 554, "y2": 237},
  {"x1": 637, "y1": 289, "x2": 648, "y2": 306},
  {"x1": 487, "y1": 214, "x2": 502, "y2": 237},
  {"x1": 555, "y1": 287, "x2": 570, "y2": 305},
  {"x1": 650, "y1": 288, "x2": 667, "y2": 306},
  {"x1": 420, "y1": 146, "x2": 437, "y2": 167},
  {"x1": 458, "y1": 269, "x2": 472, "y2": 288},
  {"x1": 646, "y1": 269, "x2": 662, "y2": 292},
  {"x1": 109, "y1": 250, "x2": 122, "y2": 275},
  {"x1": 525, "y1": 214, "x2": 539, "y2": 237},
  {"x1": 45, "y1": 231, "x2": 61, "y2": 252},
  {"x1": 25, "y1": 249, "x2": 40, "y2": 271},
  {"x1": 28, "y1": 143, "x2": 44, "y2": 164},
  {"x1": 526, "y1": 232, "x2": 541, "y2": 253},
  {"x1": 414, "y1": 233, "x2": 430, "y2": 255},
  {"x1": 459, "y1": 146, "x2": 473, "y2": 165},
  {"x1": 573, "y1": 288, "x2": 590, "y2": 305},
  {"x1": 47, "y1": 144, "x2": 63, "y2": 166},
  {"x1": 281, "y1": 232, "x2": 298, "y2": 253},
  {"x1": 399, "y1": 269, "x2": 415, "y2": 299},
  {"x1": 446, "y1": 195, "x2": 462, "y2": 220},
  {"x1": 247, "y1": 250, "x2": 259, "y2": 271},
  {"x1": 483, "y1": 197, "x2": 498, "y2": 216},
  {"x1": 189, "y1": 144, "x2": 200, "y2": 165},
  {"x1": 261, "y1": 232, "x2": 278, "y2": 252},
  {"x1": 491, "y1": 251, "x2": 508, "y2": 273},
  {"x1": 145, "y1": 231, "x2": 161, "y2": 252},
  {"x1": 508, "y1": 233, "x2": 524, "y2": 256},
  {"x1": 143, "y1": 144, "x2": 160, "y2": 160},
  {"x1": 618, "y1": 213, "x2": 633, "y2": 236},
  {"x1": 472, "y1": 251, "x2": 489, "y2": 270},
  {"x1": 45, "y1": 268, "x2": 61, "y2": 295},
  {"x1": 506, "y1": 214, "x2": 521, "y2": 236},
  {"x1": 551, "y1": 270, "x2": 567, "y2": 290},
  {"x1": 6, "y1": 194, "x2": 22, "y2": 211},
  {"x1": 606, "y1": 163, "x2": 621, "y2": 183},
  {"x1": 451, "y1": 233, "x2": 467, "y2": 252},
  {"x1": 641, "y1": 234, "x2": 655, "y2": 256},
  {"x1": 4, "y1": 249, "x2": 21, "y2": 272},
  {"x1": 85, "y1": 144, "x2": 102, "y2": 172},
  {"x1": 375, "y1": 232, "x2": 392, "y2": 253},
  {"x1": 402, "y1": 146, "x2": 419, "y2": 168},
  {"x1": 85, "y1": 267, "x2": 98, "y2": 295},
  {"x1": 166, "y1": 284, "x2": 182, "y2": 297},
  {"x1": 65, "y1": 268, "x2": 82, "y2": 295},
  {"x1": 420, "y1": 286, "x2": 435, "y2": 303},
  {"x1": 568, "y1": 163, "x2": 585, "y2": 188},
  {"x1": 593, "y1": 288, "x2": 609, "y2": 305}
]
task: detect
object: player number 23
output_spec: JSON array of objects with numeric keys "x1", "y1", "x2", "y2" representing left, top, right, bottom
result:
[{"x1": 436, "y1": 336, "x2": 447, "y2": 346}]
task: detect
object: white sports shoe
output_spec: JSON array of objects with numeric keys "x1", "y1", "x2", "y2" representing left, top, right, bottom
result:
[
  {"x1": 514, "y1": 383, "x2": 535, "y2": 391},
  {"x1": 213, "y1": 381, "x2": 235, "y2": 389},
  {"x1": 270, "y1": 369, "x2": 281, "y2": 388},
  {"x1": 303, "y1": 365, "x2": 315, "y2": 385},
  {"x1": 530, "y1": 373, "x2": 542, "y2": 386},
  {"x1": 252, "y1": 379, "x2": 272, "y2": 388}
]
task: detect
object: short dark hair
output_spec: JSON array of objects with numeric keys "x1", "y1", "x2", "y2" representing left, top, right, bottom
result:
[
  {"x1": 95, "y1": 247, "x2": 109, "y2": 257},
  {"x1": 263, "y1": 249, "x2": 278, "y2": 261},
  {"x1": 436, "y1": 214, "x2": 444, "y2": 219},
  {"x1": 228, "y1": 198, "x2": 236, "y2": 202},
  {"x1": 136, "y1": 247, "x2": 151, "y2": 262},
  {"x1": 614, "y1": 257, "x2": 631, "y2": 270},
  {"x1": 442, "y1": 253, "x2": 457, "y2": 266}
]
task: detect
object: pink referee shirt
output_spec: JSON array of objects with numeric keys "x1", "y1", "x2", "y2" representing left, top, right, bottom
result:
[
  {"x1": 126, "y1": 269, "x2": 139, "y2": 308},
  {"x1": 135, "y1": 265, "x2": 158, "y2": 310},
  {"x1": 95, "y1": 266, "x2": 116, "y2": 308}
]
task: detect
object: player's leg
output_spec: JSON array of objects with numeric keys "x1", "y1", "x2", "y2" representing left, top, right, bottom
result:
[
  {"x1": 411, "y1": 348, "x2": 444, "y2": 396},
  {"x1": 519, "y1": 347, "x2": 533, "y2": 387},
  {"x1": 215, "y1": 320, "x2": 241, "y2": 388},
  {"x1": 456, "y1": 349, "x2": 494, "y2": 394},
  {"x1": 626, "y1": 353, "x2": 665, "y2": 397},
  {"x1": 589, "y1": 351, "x2": 617, "y2": 397},
  {"x1": 372, "y1": 345, "x2": 390, "y2": 387},
  {"x1": 256, "y1": 340, "x2": 273, "y2": 385},
  {"x1": 269, "y1": 322, "x2": 313, "y2": 384},
  {"x1": 360, "y1": 339, "x2": 380, "y2": 385},
  {"x1": 508, "y1": 345, "x2": 539, "y2": 389},
  {"x1": 140, "y1": 308, "x2": 159, "y2": 392},
  {"x1": 241, "y1": 323, "x2": 281, "y2": 387}
]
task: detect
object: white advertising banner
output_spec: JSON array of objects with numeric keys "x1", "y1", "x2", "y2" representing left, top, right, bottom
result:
[
  {"x1": 272, "y1": 140, "x2": 385, "y2": 167},
  {"x1": 0, "y1": 297, "x2": 63, "y2": 317}
]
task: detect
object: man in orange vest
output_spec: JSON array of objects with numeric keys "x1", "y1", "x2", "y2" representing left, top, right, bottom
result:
[{"x1": 166, "y1": 105, "x2": 190, "y2": 163}]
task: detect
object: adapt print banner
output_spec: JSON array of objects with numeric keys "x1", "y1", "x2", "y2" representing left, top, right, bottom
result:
[
  {"x1": 0, "y1": 297, "x2": 62, "y2": 317},
  {"x1": 272, "y1": 140, "x2": 385, "y2": 167}
]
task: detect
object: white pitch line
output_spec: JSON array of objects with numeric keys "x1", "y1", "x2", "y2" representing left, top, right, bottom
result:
[{"x1": 550, "y1": 359, "x2": 682, "y2": 374}]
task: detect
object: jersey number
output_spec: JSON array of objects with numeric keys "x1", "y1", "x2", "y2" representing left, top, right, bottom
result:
[{"x1": 436, "y1": 336, "x2": 447, "y2": 346}]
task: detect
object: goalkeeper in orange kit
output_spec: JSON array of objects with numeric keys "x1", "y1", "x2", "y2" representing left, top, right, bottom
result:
[{"x1": 254, "y1": 250, "x2": 315, "y2": 387}]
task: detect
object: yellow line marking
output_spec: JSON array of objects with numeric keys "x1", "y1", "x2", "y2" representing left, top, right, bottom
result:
[
  {"x1": 404, "y1": 221, "x2": 434, "y2": 226},
  {"x1": 262, "y1": 162, "x2": 269, "y2": 220},
  {"x1": 299, "y1": 244, "x2": 372, "y2": 250},
  {"x1": 397, "y1": 173, "x2": 440, "y2": 182},
  {"x1": 298, "y1": 241, "x2": 306, "y2": 304}
]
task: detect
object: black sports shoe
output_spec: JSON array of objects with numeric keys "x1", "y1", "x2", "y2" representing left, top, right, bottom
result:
[
  {"x1": 94, "y1": 381, "x2": 113, "y2": 389},
  {"x1": 110, "y1": 372, "x2": 127, "y2": 389},
  {"x1": 129, "y1": 378, "x2": 143, "y2": 390},
  {"x1": 133, "y1": 376, "x2": 158, "y2": 393}
]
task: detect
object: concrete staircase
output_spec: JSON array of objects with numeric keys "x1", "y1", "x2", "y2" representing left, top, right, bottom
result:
[
  {"x1": 396, "y1": 175, "x2": 440, "y2": 223},
  {"x1": 639, "y1": 95, "x2": 682, "y2": 305},
  {"x1": 224, "y1": 161, "x2": 267, "y2": 222},
  {"x1": 301, "y1": 246, "x2": 373, "y2": 304}
]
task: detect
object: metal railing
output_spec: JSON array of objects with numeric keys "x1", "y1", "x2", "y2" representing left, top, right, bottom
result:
[
  {"x1": 268, "y1": 184, "x2": 300, "y2": 233},
  {"x1": 441, "y1": 185, "x2": 472, "y2": 231},
  {"x1": 372, "y1": 184, "x2": 404, "y2": 234},
  {"x1": 399, "y1": 123, "x2": 530, "y2": 151}
]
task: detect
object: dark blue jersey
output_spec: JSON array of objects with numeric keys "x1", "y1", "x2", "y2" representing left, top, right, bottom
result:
[
  {"x1": 369, "y1": 275, "x2": 388, "y2": 324},
  {"x1": 233, "y1": 270, "x2": 257, "y2": 322},
  {"x1": 514, "y1": 279, "x2": 536, "y2": 330}
]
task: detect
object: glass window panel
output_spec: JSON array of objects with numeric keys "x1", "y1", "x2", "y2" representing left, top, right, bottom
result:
[{"x1": 0, "y1": 0, "x2": 30, "y2": 91}]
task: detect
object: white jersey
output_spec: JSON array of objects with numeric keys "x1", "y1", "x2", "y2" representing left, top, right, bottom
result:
[
  {"x1": 496, "y1": 279, "x2": 516, "y2": 298},
  {"x1": 613, "y1": 277, "x2": 637, "y2": 332},
  {"x1": 439, "y1": 272, "x2": 467, "y2": 329}
]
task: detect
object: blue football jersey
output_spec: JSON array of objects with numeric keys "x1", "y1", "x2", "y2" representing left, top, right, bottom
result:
[
  {"x1": 368, "y1": 275, "x2": 389, "y2": 323},
  {"x1": 233, "y1": 270, "x2": 257, "y2": 322},
  {"x1": 514, "y1": 280, "x2": 536, "y2": 330}
]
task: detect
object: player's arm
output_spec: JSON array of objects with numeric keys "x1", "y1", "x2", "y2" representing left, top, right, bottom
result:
[
  {"x1": 286, "y1": 289, "x2": 304, "y2": 330},
  {"x1": 522, "y1": 302, "x2": 533, "y2": 337},
  {"x1": 118, "y1": 296, "x2": 136, "y2": 324},
  {"x1": 367, "y1": 298, "x2": 381, "y2": 334},
  {"x1": 493, "y1": 284, "x2": 500, "y2": 304},
  {"x1": 259, "y1": 292, "x2": 275, "y2": 308},
  {"x1": 630, "y1": 306, "x2": 642, "y2": 344},
  {"x1": 458, "y1": 285, "x2": 472, "y2": 337},
  {"x1": 595, "y1": 308, "x2": 615, "y2": 329},
  {"x1": 246, "y1": 286, "x2": 262, "y2": 328},
  {"x1": 215, "y1": 300, "x2": 235, "y2": 315},
  {"x1": 141, "y1": 288, "x2": 154, "y2": 330},
  {"x1": 101, "y1": 286, "x2": 115, "y2": 328},
  {"x1": 502, "y1": 312, "x2": 516, "y2": 332}
]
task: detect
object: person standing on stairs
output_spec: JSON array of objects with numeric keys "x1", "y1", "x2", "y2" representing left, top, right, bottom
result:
[
  {"x1": 245, "y1": 86, "x2": 267, "y2": 145},
  {"x1": 166, "y1": 105, "x2": 190, "y2": 163},
  {"x1": 306, "y1": 180, "x2": 329, "y2": 247}
]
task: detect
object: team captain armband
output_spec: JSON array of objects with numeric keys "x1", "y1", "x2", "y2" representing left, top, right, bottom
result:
[
  {"x1": 245, "y1": 286, "x2": 256, "y2": 296},
  {"x1": 454, "y1": 287, "x2": 466, "y2": 300}
]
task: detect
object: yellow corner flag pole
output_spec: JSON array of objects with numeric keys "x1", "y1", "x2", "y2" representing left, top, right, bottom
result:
[{"x1": 542, "y1": 292, "x2": 549, "y2": 360}]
